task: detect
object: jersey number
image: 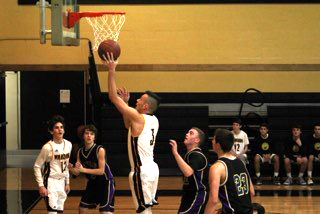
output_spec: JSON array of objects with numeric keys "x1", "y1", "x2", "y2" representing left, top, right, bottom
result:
[
  {"x1": 61, "y1": 161, "x2": 67, "y2": 173},
  {"x1": 233, "y1": 173, "x2": 249, "y2": 196},
  {"x1": 234, "y1": 143, "x2": 240, "y2": 152},
  {"x1": 150, "y1": 128, "x2": 155, "y2": 146}
]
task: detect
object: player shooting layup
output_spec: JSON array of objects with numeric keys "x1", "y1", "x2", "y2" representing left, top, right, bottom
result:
[{"x1": 104, "y1": 53, "x2": 161, "y2": 214}]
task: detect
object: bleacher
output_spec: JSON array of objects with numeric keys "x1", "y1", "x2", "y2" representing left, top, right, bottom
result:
[
  {"x1": 95, "y1": 89, "x2": 320, "y2": 179},
  {"x1": 267, "y1": 106, "x2": 320, "y2": 177},
  {"x1": 268, "y1": 106, "x2": 320, "y2": 152},
  {"x1": 208, "y1": 105, "x2": 320, "y2": 178}
]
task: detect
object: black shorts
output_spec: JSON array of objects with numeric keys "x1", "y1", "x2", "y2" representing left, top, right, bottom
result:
[
  {"x1": 178, "y1": 190, "x2": 208, "y2": 214},
  {"x1": 284, "y1": 155, "x2": 308, "y2": 163},
  {"x1": 80, "y1": 177, "x2": 115, "y2": 212},
  {"x1": 310, "y1": 153, "x2": 320, "y2": 160}
]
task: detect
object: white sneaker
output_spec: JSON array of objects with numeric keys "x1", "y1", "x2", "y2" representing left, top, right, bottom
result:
[
  {"x1": 283, "y1": 177, "x2": 293, "y2": 185},
  {"x1": 298, "y1": 177, "x2": 306, "y2": 185},
  {"x1": 307, "y1": 177, "x2": 314, "y2": 185}
]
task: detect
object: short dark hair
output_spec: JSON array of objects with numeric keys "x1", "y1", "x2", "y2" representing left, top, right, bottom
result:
[
  {"x1": 83, "y1": 124, "x2": 98, "y2": 138},
  {"x1": 48, "y1": 115, "x2": 65, "y2": 131},
  {"x1": 260, "y1": 123, "x2": 269, "y2": 129},
  {"x1": 314, "y1": 123, "x2": 320, "y2": 128},
  {"x1": 192, "y1": 127, "x2": 206, "y2": 146},
  {"x1": 291, "y1": 123, "x2": 302, "y2": 130},
  {"x1": 233, "y1": 118, "x2": 242, "y2": 126},
  {"x1": 214, "y1": 128, "x2": 234, "y2": 152},
  {"x1": 145, "y1": 90, "x2": 161, "y2": 114}
]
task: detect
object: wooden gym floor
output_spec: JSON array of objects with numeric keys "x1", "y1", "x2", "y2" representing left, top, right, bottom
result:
[{"x1": 1, "y1": 168, "x2": 320, "y2": 213}]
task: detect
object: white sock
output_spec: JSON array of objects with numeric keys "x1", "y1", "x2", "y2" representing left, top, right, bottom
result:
[
  {"x1": 256, "y1": 173, "x2": 260, "y2": 177},
  {"x1": 298, "y1": 172, "x2": 304, "y2": 178},
  {"x1": 274, "y1": 172, "x2": 279, "y2": 177},
  {"x1": 287, "y1": 173, "x2": 292, "y2": 178},
  {"x1": 308, "y1": 171, "x2": 312, "y2": 178}
]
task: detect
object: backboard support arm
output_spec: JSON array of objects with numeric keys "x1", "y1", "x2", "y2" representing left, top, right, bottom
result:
[
  {"x1": 37, "y1": 0, "x2": 80, "y2": 46},
  {"x1": 38, "y1": 0, "x2": 51, "y2": 44}
]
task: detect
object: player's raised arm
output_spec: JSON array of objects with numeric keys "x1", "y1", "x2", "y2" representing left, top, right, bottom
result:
[
  {"x1": 117, "y1": 87, "x2": 131, "y2": 129},
  {"x1": 169, "y1": 139, "x2": 194, "y2": 177},
  {"x1": 104, "y1": 52, "x2": 143, "y2": 128}
]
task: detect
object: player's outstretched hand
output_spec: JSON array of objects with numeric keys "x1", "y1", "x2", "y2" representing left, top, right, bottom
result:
[
  {"x1": 117, "y1": 87, "x2": 130, "y2": 103},
  {"x1": 169, "y1": 139, "x2": 178, "y2": 154},
  {"x1": 102, "y1": 52, "x2": 118, "y2": 72}
]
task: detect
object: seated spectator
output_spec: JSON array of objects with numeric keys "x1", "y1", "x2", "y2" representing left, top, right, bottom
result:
[
  {"x1": 283, "y1": 124, "x2": 308, "y2": 185},
  {"x1": 253, "y1": 123, "x2": 280, "y2": 185},
  {"x1": 306, "y1": 123, "x2": 320, "y2": 185},
  {"x1": 231, "y1": 119, "x2": 249, "y2": 165}
]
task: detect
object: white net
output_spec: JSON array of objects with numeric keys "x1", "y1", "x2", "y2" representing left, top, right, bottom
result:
[{"x1": 86, "y1": 13, "x2": 126, "y2": 50}]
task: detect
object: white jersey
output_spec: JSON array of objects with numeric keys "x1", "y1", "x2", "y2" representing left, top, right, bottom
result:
[
  {"x1": 128, "y1": 114, "x2": 159, "y2": 169},
  {"x1": 232, "y1": 130, "x2": 249, "y2": 155},
  {"x1": 34, "y1": 139, "x2": 72, "y2": 187}
]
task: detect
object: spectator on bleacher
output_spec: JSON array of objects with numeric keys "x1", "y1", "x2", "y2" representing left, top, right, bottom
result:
[
  {"x1": 306, "y1": 123, "x2": 320, "y2": 185},
  {"x1": 253, "y1": 123, "x2": 280, "y2": 185},
  {"x1": 231, "y1": 119, "x2": 250, "y2": 165},
  {"x1": 283, "y1": 124, "x2": 308, "y2": 185}
]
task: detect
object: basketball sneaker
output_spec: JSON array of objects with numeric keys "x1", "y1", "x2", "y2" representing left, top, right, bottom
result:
[
  {"x1": 283, "y1": 177, "x2": 293, "y2": 185},
  {"x1": 152, "y1": 199, "x2": 159, "y2": 206},
  {"x1": 256, "y1": 177, "x2": 262, "y2": 185},
  {"x1": 298, "y1": 177, "x2": 306, "y2": 185},
  {"x1": 273, "y1": 176, "x2": 281, "y2": 185},
  {"x1": 307, "y1": 177, "x2": 314, "y2": 185}
]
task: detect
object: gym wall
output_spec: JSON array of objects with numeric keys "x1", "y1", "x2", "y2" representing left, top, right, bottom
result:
[{"x1": 1, "y1": 2, "x2": 320, "y2": 92}]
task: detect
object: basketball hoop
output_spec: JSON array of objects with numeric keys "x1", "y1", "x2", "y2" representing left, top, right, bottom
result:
[{"x1": 65, "y1": 11, "x2": 126, "y2": 50}]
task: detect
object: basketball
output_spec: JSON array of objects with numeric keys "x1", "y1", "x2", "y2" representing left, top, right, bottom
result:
[{"x1": 98, "y1": 39, "x2": 121, "y2": 61}]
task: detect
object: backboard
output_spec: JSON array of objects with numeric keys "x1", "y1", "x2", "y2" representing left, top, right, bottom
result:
[
  {"x1": 51, "y1": 0, "x2": 80, "y2": 46},
  {"x1": 39, "y1": 0, "x2": 125, "y2": 47}
]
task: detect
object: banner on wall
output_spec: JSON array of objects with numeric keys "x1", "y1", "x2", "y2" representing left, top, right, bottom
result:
[{"x1": 18, "y1": 0, "x2": 320, "y2": 4}]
